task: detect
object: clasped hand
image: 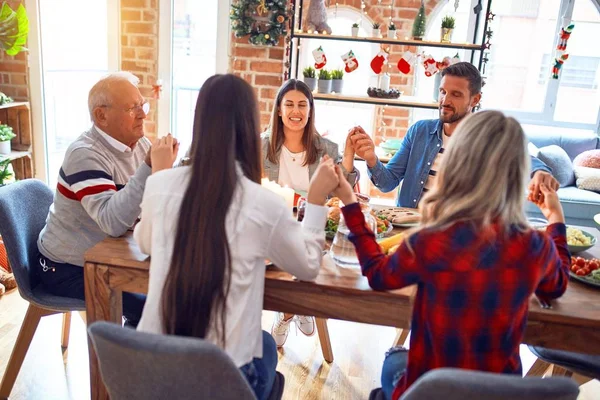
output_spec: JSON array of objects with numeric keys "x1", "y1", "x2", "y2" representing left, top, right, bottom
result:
[{"x1": 308, "y1": 155, "x2": 357, "y2": 207}]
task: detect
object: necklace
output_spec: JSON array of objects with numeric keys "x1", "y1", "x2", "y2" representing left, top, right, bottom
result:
[{"x1": 283, "y1": 145, "x2": 304, "y2": 163}]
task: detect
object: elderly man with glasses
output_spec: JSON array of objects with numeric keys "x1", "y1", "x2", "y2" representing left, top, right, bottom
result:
[{"x1": 37, "y1": 71, "x2": 178, "y2": 327}]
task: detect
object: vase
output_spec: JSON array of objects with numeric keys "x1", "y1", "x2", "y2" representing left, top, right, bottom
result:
[
  {"x1": 387, "y1": 30, "x2": 396, "y2": 39},
  {"x1": 351, "y1": 27, "x2": 359, "y2": 37},
  {"x1": 0, "y1": 140, "x2": 11, "y2": 155},
  {"x1": 433, "y1": 72, "x2": 441, "y2": 101},
  {"x1": 441, "y1": 27, "x2": 453, "y2": 43},
  {"x1": 317, "y1": 79, "x2": 332, "y2": 94},
  {"x1": 372, "y1": 28, "x2": 380, "y2": 37},
  {"x1": 331, "y1": 79, "x2": 344, "y2": 94},
  {"x1": 303, "y1": 77, "x2": 317, "y2": 91}
]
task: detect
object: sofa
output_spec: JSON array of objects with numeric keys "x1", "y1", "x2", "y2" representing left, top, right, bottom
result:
[{"x1": 526, "y1": 131, "x2": 600, "y2": 227}]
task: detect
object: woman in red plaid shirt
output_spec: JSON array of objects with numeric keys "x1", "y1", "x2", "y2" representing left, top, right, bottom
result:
[{"x1": 333, "y1": 110, "x2": 570, "y2": 400}]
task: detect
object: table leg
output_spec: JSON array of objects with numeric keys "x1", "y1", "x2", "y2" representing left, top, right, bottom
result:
[
  {"x1": 315, "y1": 318, "x2": 334, "y2": 363},
  {"x1": 84, "y1": 263, "x2": 113, "y2": 400},
  {"x1": 393, "y1": 328, "x2": 410, "y2": 347}
]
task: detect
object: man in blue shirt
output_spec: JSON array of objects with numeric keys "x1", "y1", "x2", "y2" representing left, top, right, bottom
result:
[{"x1": 349, "y1": 62, "x2": 558, "y2": 208}]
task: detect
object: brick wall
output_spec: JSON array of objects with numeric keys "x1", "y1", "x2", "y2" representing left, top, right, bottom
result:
[
  {"x1": 0, "y1": 0, "x2": 29, "y2": 101},
  {"x1": 120, "y1": 0, "x2": 159, "y2": 137}
]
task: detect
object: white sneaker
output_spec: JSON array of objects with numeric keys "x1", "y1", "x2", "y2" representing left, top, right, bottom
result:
[
  {"x1": 294, "y1": 315, "x2": 315, "y2": 337},
  {"x1": 271, "y1": 313, "x2": 293, "y2": 347}
]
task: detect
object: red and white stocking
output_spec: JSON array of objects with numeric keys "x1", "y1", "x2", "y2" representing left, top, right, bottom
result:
[
  {"x1": 370, "y1": 51, "x2": 388, "y2": 74},
  {"x1": 341, "y1": 50, "x2": 359, "y2": 73},
  {"x1": 312, "y1": 46, "x2": 327, "y2": 70},
  {"x1": 422, "y1": 55, "x2": 439, "y2": 77},
  {"x1": 397, "y1": 51, "x2": 416, "y2": 74}
]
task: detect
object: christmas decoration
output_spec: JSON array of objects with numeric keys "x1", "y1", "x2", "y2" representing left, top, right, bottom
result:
[
  {"x1": 412, "y1": 0, "x2": 426, "y2": 40},
  {"x1": 152, "y1": 79, "x2": 163, "y2": 99},
  {"x1": 0, "y1": 2, "x2": 29, "y2": 56},
  {"x1": 371, "y1": 51, "x2": 389, "y2": 74},
  {"x1": 552, "y1": 54, "x2": 569, "y2": 79},
  {"x1": 306, "y1": 0, "x2": 332, "y2": 34},
  {"x1": 313, "y1": 46, "x2": 327, "y2": 69},
  {"x1": 454, "y1": 0, "x2": 460, "y2": 12},
  {"x1": 230, "y1": 0, "x2": 289, "y2": 46},
  {"x1": 341, "y1": 50, "x2": 359, "y2": 73},
  {"x1": 397, "y1": 51, "x2": 416, "y2": 74},
  {"x1": 423, "y1": 54, "x2": 439, "y2": 76},
  {"x1": 557, "y1": 23, "x2": 574, "y2": 51}
]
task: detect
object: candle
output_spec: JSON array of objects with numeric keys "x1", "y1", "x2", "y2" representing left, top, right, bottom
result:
[{"x1": 378, "y1": 73, "x2": 390, "y2": 91}]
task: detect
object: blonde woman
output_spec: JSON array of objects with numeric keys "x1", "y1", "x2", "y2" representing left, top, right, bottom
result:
[
  {"x1": 332, "y1": 110, "x2": 570, "y2": 400},
  {"x1": 262, "y1": 78, "x2": 358, "y2": 347}
]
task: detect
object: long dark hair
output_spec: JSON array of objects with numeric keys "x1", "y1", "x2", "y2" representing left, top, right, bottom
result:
[
  {"x1": 161, "y1": 74, "x2": 262, "y2": 346},
  {"x1": 266, "y1": 79, "x2": 319, "y2": 166}
]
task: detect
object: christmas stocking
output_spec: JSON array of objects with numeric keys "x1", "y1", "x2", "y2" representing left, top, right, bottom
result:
[
  {"x1": 422, "y1": 55, "x2": 439, "y2": 77},
  {"x1": 312, "y1": 46, "x2": 327, "y2": 70},
  {"x1": 341, "y1": 50, "x2": 359, "y2": 73},
  {"x1": 370, "y1": 51, "x2": 388, "y2": 74},
  {"x1": 397, "y1": 51, "x2": 416, "y2": 74}
]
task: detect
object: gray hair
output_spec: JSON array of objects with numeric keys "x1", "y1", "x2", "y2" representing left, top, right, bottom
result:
[
  {"x1": 88, "y1": 71, "x2": 140, "y2": 121},
  {"x1": 417, "y1": 110, "x2": 529, "y2": 235}
]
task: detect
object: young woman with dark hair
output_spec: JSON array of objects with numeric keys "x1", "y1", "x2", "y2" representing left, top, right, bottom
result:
[{"x1": 134, "y1": 74, "x2": 340, "y2": 399}]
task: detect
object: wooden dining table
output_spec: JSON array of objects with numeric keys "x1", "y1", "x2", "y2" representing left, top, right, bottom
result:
[{"x1": 84, "y1": 227, "x2": 600, "y2": 400}]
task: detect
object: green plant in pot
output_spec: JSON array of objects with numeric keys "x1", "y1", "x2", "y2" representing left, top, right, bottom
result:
[
  {"x1": 0, "y1": 157, "x2": 13, "y2": 186},
  {"x1": 331, "y1": 69, "x2": 344, "y2": 94},
  {"x1": 387, "y1": 21, "x2": 397, "y2": 38},
  {"x1": 302, "y1": 66, "x2": 317, "y2": 91},
  {"x1": 351, "y1": 22, "x2": 359, "y2": 37},
  {"x1": 412, "y1": 0, "x2": 426, "y2": 40},
  {"x1": 441, "y1": 16, "x2": 455, "y2": 43},
  {"x1": 317, "y1": 69, "x2": 332, "y2": 94},
  {"x1": 372, "y1": 21, "x2": 381, "y2": 37},
  {"x1": 0, "y1": 123, "x2": 15, "y2": 155}
]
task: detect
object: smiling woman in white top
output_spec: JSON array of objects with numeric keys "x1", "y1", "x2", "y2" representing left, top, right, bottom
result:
[
  {"x1": 262, "y1": 79, "x2": 358, "y2": 347},
  {"x1": 134, "y1": 74, "x2": 341, "y2": 400}
]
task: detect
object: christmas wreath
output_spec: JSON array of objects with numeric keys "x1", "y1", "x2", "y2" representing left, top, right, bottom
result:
[{"x1": 230, "y1": 0, "x2": 289, "y2": 46}]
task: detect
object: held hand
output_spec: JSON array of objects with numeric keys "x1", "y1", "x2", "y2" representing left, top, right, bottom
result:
[
  {"x1": 529, "y1": 183, "x2": 565, "y2": 225},
  {"x1": 333, "y1": 165, "x2": 357, "y2": 206},
  {"x1": 151, "y1": 134, "x2": 179, "y2": 174},
  {"x1": 528, "y1": 171, "x2": 559, "y2": 204},
  {"x1": 350, "y1": 129, "x2": 378, "y2": 168},
  {"x1": 344, "y1": 128, "x2": 356, "y2": 157},
  {"x1": 307, "y1": 155, "x2": 339, "y2": 205}
]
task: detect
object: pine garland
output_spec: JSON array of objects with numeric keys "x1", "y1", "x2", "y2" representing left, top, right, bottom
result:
[{"x1": 230, "y1": 0, "x2": 289, "y2": 46}]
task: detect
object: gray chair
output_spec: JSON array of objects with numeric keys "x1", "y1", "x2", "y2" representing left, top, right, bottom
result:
[
  {"x1": 88, "y1": 321, "x2": 285, "y2": 400},
  {"x1": 0, "y1": 179, "x2": 85, "y2": 398},
  {"x1": 369, "y1": 368, "x2": 579, "y2": 400},
  {"x1": 527, "y1": 345, "x2": 600, "y2": 379}
]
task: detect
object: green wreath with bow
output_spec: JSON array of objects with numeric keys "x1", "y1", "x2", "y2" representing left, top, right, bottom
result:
[{"x1": 230, "y1": 0, "x2": 289, "y2": 46}]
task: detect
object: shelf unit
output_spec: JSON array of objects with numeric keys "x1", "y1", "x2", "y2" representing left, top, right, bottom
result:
[
  {"x1": 288, "y1": 0, "x2": 493, "y2": 109},
  {"x1": 0, "y1": 101, "x2": 34, "y2": 180}
]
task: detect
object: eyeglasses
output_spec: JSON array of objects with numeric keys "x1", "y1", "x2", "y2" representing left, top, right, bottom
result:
[{"x1": 100, "y1": 101, "x2": 150, "y2": 116}]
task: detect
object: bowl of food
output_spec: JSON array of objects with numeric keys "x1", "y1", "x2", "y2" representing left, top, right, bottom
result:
[
  {"x1": 594, "y1": 213, "x2": 600, "y2": 233},
  {"x1": 567, "y1": 226, "x2": 597, "y2": 254}
]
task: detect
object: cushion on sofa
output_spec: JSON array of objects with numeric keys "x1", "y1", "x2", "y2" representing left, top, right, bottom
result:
[
  {"x1": 527, "y1": 132, "x2": 599, "y2": 160},
  {"x1": 574, "y1": 166, "x2": 600, "y2": 192},
  {"x1": 574, "y1": 149, "x2": 600, "y2": 169},
  {"x1": 537, "y1": 145, "x2": 574, "y2": 187}
]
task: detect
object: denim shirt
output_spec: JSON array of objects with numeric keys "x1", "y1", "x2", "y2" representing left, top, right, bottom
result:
[{"x1": 367, "y1": 119, "x2": 552, "y2": 207}]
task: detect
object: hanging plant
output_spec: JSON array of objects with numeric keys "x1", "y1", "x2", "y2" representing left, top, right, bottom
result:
[
  {"x1": 0, "y1": 2, "x2": 29, "y2": 56},
  {"x1": 230, "y1": 0, "x2": 289, "y2": 46}
]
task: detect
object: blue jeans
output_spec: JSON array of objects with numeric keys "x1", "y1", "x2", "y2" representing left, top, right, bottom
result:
[
  {"x1": 37, "y1": 253, "x2": 146, "y2": 325},
  {"x1": 381, "y1": 346, "x2": 408, "y2": 400},
  {"x1": 240, "y1": 330, "x2": 278, "y2": 400}
]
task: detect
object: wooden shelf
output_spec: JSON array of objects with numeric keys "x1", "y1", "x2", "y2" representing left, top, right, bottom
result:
[
  {"x1": 292, "y1": 32, "x2": 484, "y2": 51},
  {"x1": 0, "y1": 101, "x2": 29, "y2": 110},
  {"x1": 313, "y1": 92, "x2": 438, "y2": 110}
]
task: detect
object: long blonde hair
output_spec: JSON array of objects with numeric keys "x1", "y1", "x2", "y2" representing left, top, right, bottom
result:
[{"x1": 417, "y1": 110, "x2": 529, "y2": 234}]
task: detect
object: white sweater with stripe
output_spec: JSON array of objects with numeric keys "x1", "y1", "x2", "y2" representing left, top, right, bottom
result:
[{"x1": 38, "y1": 127, "x2": 151, "y2": 267}]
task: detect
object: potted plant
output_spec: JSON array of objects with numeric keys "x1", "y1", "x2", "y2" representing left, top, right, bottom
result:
[
  {"x1": 331, "y1": 69, "x2": 344, "y2": 93},
  {"x1": 441, "y1": 16, "x2": 455, "y2": 42},
  {"x1": 372, "y1": 22, "x2": 381, "y2": 37},
  {"x1": 317, "y1": 69, "x2": 332, "y2": 94},
  {"x1": 351, "y1": 22, "x2": 359, "y2": 37},
  {"x1": 412, "y1": 0, "x2": 426, "y2": 40},
  {"x1": 387, "y1": 22, "x2": 397, "y2": 39},
  {"x1": 302, "y1": 66, "x2": 317, "y2": 91},
  {"x1": 0, "y1": 123, "x2": 15, "y2": 155},
  {"x1": 0, "y1": 157, "x2": 13, "y2": 187}
]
